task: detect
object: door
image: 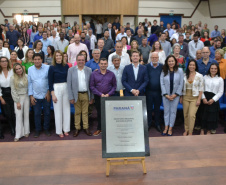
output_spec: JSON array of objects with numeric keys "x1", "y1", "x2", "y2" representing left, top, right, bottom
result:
[{"x1": 160, "y1": 15, "x2": 182, "y2": 28}]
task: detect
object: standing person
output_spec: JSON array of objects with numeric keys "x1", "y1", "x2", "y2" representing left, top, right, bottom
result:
[
  {"x1": 67, "y1": 54, "x2": 93, "y2": 137},
  {"x1": 116, "y1": 27, "x2": 127, "y2": 41},
  {"x1": 122, "y1": 51, "x2": 148, "y2": 96},
  {"x1": 148, "y1": 41, "x2": 166, "y2": 65},
  {"x1": 181, "y1": 60, "x2": 203, "y2": 136},
  {"x1": 22, "y1": 49, "x2": 34, "y2": 74},
  {"x1": 215, "y1": 49, "x2": 226, "y2": 79},
  {"x1": 44, "y1": 45, "x2": 55, "y2": 65},
  {"x1": 30, "y1": 25, "x2": 38, "y2": 45},
  {"x1": 106, "y1": 23, "x2": 116, "y2": 42},
  {"x1": 10, "y1": 51, "x2": 22, "y2": 67},
  {"x1": 160, "y1": 55, "x2": 184, "y2": 136},
  {"x1": 80, "y1": 32, "x2": 90, "y2": 51},
  {"x1": 67, "y1": 34, "x2": 90, "y2": 65},
  {"x1": 151, "y1": 20, "x2": 159, "y2": 34},
  {"x1": 172, "y1": 43, "x2": 186, "y2": 72},
  {"x1": 88, "y1": 29, "x2": 97, "y2": 56},
  {"x1": 33, "y1": 26, "x2": 43, "y2": 43},
  {"x1": 159, "y1": 32, "x2": 171, "y2": 57},
  {"x1": 148, "y1": 30, "x2": 161, "y2": 47},
  {"x1": 14, "y1": 38, "x2": 28, "y2": 61},
  {"x1": 133, "y1": 29, "x2": 145, "y2": 45},
  {"x1": 0, "y1": 39, "x2": 10, "y2": 59},
  {"x1": 33, "y1": 40, "x2": 45, "y2": 62},
  {"x1": 164, "y1": 23, "x2": 174, "y2": 38},
  {"x1": 146, "y1": 52, "x2": 163, "y2": 132},
  {"x1": 6, "y1": 24, "x2": 20, "y2": 50},
  {"x1": 40, "y1": 31, "x2": 52, "y2": 55},
  {"x1": 21, "y1": 27, "x2": 30, "y2": 47},
  {"x1": 48, "y1": 50, "x2": 70, "y2": 138},
  {"x1": 178, "y1": 34, "x2": 189, "y2": 58},
  {"x1": 95, "y1": 20, "x2": 103, "y2": 41},
  {"x1": 211, "y1": 25, "x2": 221, "y2": 38},
  {"x1": 108, "y1": 42, "x2": 130, "y2": 66},
  {"x1": 138, "y1": 37, "x2": 152, "y2": 64},
  {"x1": 10, "y1": 63, "x2": 30, "y2": 142},
  {"x1": 49, "y1": 30, "x2": 60, "y2": 49},
  {"x1": 200, "y1": 64, "x2": 223, "y2": 135},
  {"x1": 90, "y1": 58, "x2": 117, "y2": 136},
  {"x1": 188, "y1": 33, "x2": 204, "y2": 60},
  {"x1": 107, "y1": 55, "x2": 125, "y2": 96},
  {"x1": 85, "y1": 49, "x2": 101, "y2": 71},
  {"x1": 102, "y1": 30, "x2": 115, "y2": 54},
  {"x1": 28, "y1": 53, "x2": 51, "y2": 138},
  {"x1": 0, "y1": 56, "x2": 15, "y2": 138}
]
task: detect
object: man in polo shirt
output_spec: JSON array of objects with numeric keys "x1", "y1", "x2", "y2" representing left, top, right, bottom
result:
[
  {"x1": 116, "y1": 27, "x2": 127, "y2": 41},
  {"x1": 108, "y1": 42, "x2": 130, "y2": 66},
  {"x1": 85, "y1": 49, "x2": 101, "y2": 71},
  {"x1": 6, "y1": 24, "x2": 20, "y2": 50}
]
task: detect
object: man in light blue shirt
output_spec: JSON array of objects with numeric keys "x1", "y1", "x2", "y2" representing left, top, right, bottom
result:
[
  {"x1": 40, "y1": 32, "x2": 52, "y2": 55},
  {"x1": 211, "y1": 25, "x2": 221, "y2": 38},
  {"x1": 85, "y1": 49, "x2": 100, "y2": 71},
  {"x1": 28, "y1": 53, "x2": 51, "y2": 138},
  {"x1": 116, "y1": 27, "x2": 127, "y2": 41},
  {"x1": 107, "y1": 54, "x2": 125, "y2": 96},
  {"x1": 159, "y1": 33, "x2": 171, "y2": 57},
  {"x1": 163, "y1": 23, "x2": 175, "y2": 38}
]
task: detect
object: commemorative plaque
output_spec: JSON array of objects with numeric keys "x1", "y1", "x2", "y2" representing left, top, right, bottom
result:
[{"x1": 102, "y1": 96, "x2": 150, "y2": 158}]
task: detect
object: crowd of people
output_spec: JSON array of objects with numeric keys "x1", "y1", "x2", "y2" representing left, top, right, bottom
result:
[{"x1": 0, "y1": 17, "x2": 226, "y2": 141}]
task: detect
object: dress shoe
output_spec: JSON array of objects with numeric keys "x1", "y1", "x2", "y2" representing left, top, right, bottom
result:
[
  {"x1": 93, "y1": 130, "x2": 101, "y2": 136},
  {"x1": 211, "y1": 129, "x2": 216, "y2": 134},
  {"x1": 155, "y1": 125, "x2": 162, "y2": 133},
  {"x1": 84, "y1": 129, "x2": 92, "y2": 136},
  {"x1": 162, "y1": 129, "x2": 168, "y2": 136},
  {"x1": 167, "y1": 130, "x2": 173, "y2": 136},
  {"x1": 73, "y1": 129, "x2": 80, "y2": 137},
  {"x1": 44, "y1": 130, "x2": 51, "y2": 136},
  {"x1": 14, "y1": 138, "x2": 19, "y2": 142},
  {"x1": 34, "y1": 131, "x2": 40, "y2": 138}
]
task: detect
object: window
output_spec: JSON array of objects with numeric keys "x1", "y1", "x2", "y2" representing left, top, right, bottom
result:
[{"x1": 14, "y1": 14, "x2": 39, "y2": 24}]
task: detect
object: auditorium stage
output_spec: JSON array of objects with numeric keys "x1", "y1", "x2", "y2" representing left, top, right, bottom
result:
[{"x1": 1, "y1": 135, "x2": 226, "y2": 185}]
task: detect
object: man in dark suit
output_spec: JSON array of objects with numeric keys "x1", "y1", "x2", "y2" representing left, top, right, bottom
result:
[
  {"x1": 122, "y1": 51, "x2": 148, "y2": 96},
  {"x1": 105, "y1": 23, "x2": 116, "y2": 42}
]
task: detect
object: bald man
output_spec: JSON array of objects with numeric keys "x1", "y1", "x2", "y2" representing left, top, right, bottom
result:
[
  {"x1": 196, "y1": 47, "x2": 217, "y2": 76},
  {"x1": 146, "y1": 52, "x2": 163, "y2": 132},
  {"x1": 67, "y1": 34, "x2": 90, "y2": 65}
]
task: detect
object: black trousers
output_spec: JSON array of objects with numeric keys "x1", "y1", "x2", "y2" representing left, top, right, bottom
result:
[
  {"x1": 94, "y1": 95, "x2": 101, "y2": 130},
  {"x1": 1, "y1": 87, "x2": 15, "y2": 132}
]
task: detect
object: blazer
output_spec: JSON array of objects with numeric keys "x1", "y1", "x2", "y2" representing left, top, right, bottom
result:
[
  {"x1": 105, "y1": 28, "x2": 116, "y2": 42},
  {"x1": 122, "y1": 64, "x2": 149, "y2": 96},
  {"x1": 160, "y1": 68, "x2": 184, "y2": 96},
  {"x1": 14, "y1": 46, "x2": 28, "y2": 61},
  {"x1": 67, "y1": 66, "x2": 94, "y2": 102},
  {"x1": 0, "y1": 47, "x2": 10, "y2": 59},
  {"x1": 182, "y1": 72, "x2": 204, "y2": 97}
]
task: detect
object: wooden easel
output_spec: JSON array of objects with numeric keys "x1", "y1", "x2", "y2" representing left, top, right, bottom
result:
[{"x1": 106, "y1": 157, "x2": 147, "y2": 177}]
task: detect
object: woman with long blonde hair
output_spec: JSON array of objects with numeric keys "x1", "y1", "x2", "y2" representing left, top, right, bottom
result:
[
  {"x1": 148, "y1": 41, "x2": 166, "y2": 64},
  {"x1": 48, "y1": 50, "x2": 70, "y2": 138},
  {"x1": 10, "y1": 63, "x2": 30, "y2": 141}
]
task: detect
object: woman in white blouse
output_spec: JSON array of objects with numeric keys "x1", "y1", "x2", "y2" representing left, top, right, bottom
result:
[
  {"x1": 180, "y1": 60, "x2": 204, "y2": 136},
  {"x1": 14, "y1": 38, "x2": 28, "y2": 61},
  {"x1": 0, "y1": 39, "x2": 10, "y2": 59},
  {"x1": 0, "y1": 56, "x2": 15, "y2": 138},
  {"x1": 148, "y1": 41, "x2": 166, "y2": 64},
  {"x1": 200, "y1": 63, "x2": 224, "y2": 135},
  {"x1": 10, "y1": 63, "x2": 30, "y2": 142}
]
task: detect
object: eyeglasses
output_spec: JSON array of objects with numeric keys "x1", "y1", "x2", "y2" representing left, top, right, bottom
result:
[
  {"x1": 93, "y1": 53, "x2": 100, "y2": 55},
  {"x1": 0, "y1": 60, "x2": 8, "y2": 63}
]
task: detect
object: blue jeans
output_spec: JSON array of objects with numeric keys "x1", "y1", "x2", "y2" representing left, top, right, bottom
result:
[
  {"x1": 33, "y1": 98, "x2": 51, "y2": 132},
  {"x1": 146, "y1": 91, "x2": 162, "y2": 127}
]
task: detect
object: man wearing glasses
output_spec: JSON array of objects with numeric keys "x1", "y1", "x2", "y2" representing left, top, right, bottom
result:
[
  {"x1": 85, "y1": 49, "x2": 101, "y2": 71},
  {"x1": 188, "y1": 33, "x2": 204, "y2": 60}
]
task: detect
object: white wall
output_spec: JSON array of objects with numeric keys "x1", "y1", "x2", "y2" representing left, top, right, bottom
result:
[
  {"x1": 138, "y1": 0, "x2": 226, "y2": 33},
  {"x1": 209, "y1": 0, "x2": 226, "y2": 17},
  {"x1": 0, "y1": 0, "x2": 61, "y2": 23}
]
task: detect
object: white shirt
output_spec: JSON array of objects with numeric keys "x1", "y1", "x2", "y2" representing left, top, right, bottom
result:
[
  {"x1": 127, "y1": 36, "x2": 131, "y2": 45},
  {"x1": 95, "y1": 24, "x2": 103, "y2": 34},
  {"x1": 188, "y1": 40, "x2": 204, "y2": 59},
  {"x1": 202, "y1": 75, "x2": 224, "y2": 102},
  {"x1": 0, "y1": 69, "x2": 13, "y2": 96},
  {"x1": 116, "y1": 33, "x2": 127, "y2": 41},
  {"x1": 108, "y1": 52, "x2": 131, "y2": 66},
  {"x1": 89, "y1": 34, "x2": 97, "y2": 50},
  {"x1": 132, "y1": 63, "x2": 139, "y2": 81},
  {"x1": 170, "y1": 32, "x2": 185, "y2": 42},
  {"x1": 0, "y1": 47, "x2": 10, "y2": 59},
  {"x1": 77, "y1": 67, "x2": 87, "y2": 92},
  {"x1": 49, "y1": 36, "x2": 60, "y2": 48}
]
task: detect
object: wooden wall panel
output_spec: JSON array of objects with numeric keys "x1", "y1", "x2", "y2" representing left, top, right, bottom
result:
[{"x1": 62, "y1": 0, "x2": 138, "y2": 15}]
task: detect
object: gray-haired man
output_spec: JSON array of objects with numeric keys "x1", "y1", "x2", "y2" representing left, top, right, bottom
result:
[{"x1": 107, "y1": 55, "x2": 125, "y2": 96}]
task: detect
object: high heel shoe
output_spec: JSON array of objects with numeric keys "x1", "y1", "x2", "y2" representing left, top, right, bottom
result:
[
  {"x1": 162, "y1": 129, "x2": 168, "y2": 136},
  {"x1": 167, "y1": 130, "x2": 173, "y2": 136}
]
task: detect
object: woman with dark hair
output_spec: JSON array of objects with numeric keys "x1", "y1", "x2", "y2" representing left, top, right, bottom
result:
[
  {"x1": 180, "y1": 60, "x2": 203, "y2": 136},
  {"x1": 164, "y1": 31, "x2": 170, "y2": 42},
  {"x1": 200, "y1": 31, "x2": 211, "y2": 46},
  {"x1": 30, "y1": 25, "x2": 38, "y2": 45},
  {"x1": 147, "y1": 21, "x2": 152, "y2": 38},
  {"x1": 45, "y1": 45, "x2": 55, "y2": 65},
  {"x1": 14, "y1": 38, "x2": 28, "y2": 61},
  {"x1": 0, "y1": 39, "x2": 10, "y2": 59},
  {"x1": 0, "y1": 56, "x2": 15, "y2": 138},
  {"x1": 78, "y1": 50, "x2": 88, "y2": 63},
  {"x1": 22, "y1": 49, "x2": 34, "y2": 73},
  {"x1": 63, "y1": 52, "x2": 72, "y2": 68},
  {"x1": 200, "y1": 63, "x2": 224, "y2": 135},
  {"x1": 3, "y1": 41, "x2": 11, "y2": 53},
  {"x1": 10, "y1": 63, "x2": 30, "y2": 142},
  {"x1": 148, "y1": 30, "x2": 161, "y2": 47},
  {"x1": 10, "y1": 51, "x2": 22, "y2": 67},
  {"x1": 33, "y1": 40, "x2": 45, "y2": 62},
  {"x1": 160, "y1": 55, "x2": 184, "y2": 136},
  {"x1": 21, "y1": 27, "x2": 30, "y2": 46},
  {"x1": 127, "y1": 40, "x2": 141, "y2": 58},
  {"x1": 121, "y1": 36, "x2": 131, "y2": 53}
]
